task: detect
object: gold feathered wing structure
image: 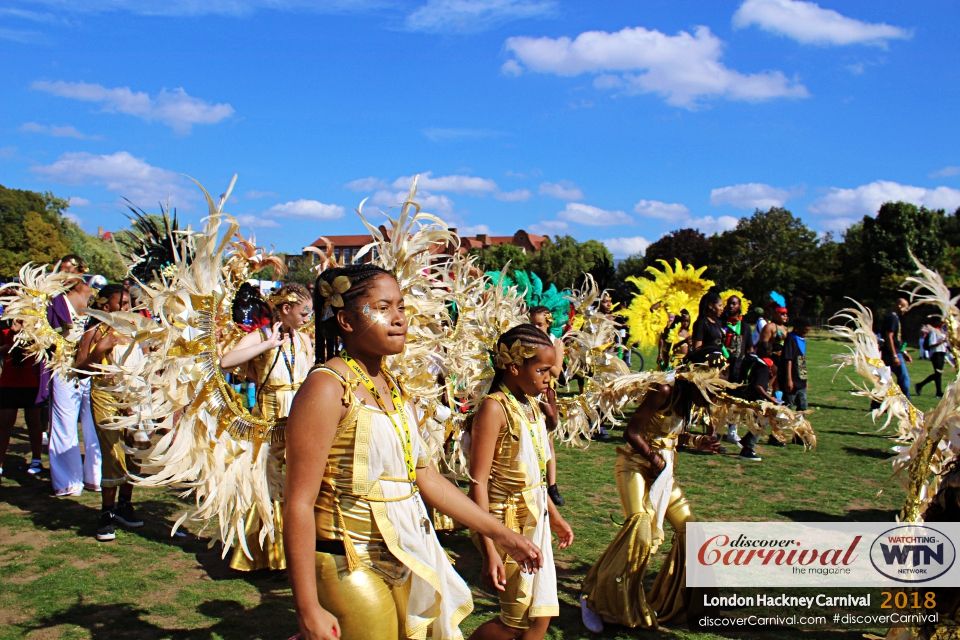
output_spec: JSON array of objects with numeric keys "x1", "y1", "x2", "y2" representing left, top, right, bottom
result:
[
  {"x1": 832, "y1": 255, "x2": 960, "y2": 522},
  {"x1": 0, "y1": 263, "x2": 81, "y2": 378},
  {"x1": 558, "y1": 275, "x2": 631, "y2": 445},
  {"x1": 88, "y1": 176, "x2": 291, "y2": 558}
]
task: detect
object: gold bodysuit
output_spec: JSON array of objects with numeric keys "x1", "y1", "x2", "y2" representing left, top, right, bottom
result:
[
  {"x1": 230, "y1": 328, "x2": 312, "y2": 571},
  {"x1": 582, "y1": 394, "x2": 696, "y2": 628},
  {"x1": 308, "y1": 365, "x2": 473, "y2": 640},
  {"x1": 473, "y1": 392, "x2": 559, "y2": 630}
]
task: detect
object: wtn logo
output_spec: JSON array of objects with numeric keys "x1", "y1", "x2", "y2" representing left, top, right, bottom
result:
[
  {"x1": 870, "y1": 526, "x2": 956, "y2": 583},
  {"x1": 879, "y1": 543, "x2": 943, "y2": 565}
]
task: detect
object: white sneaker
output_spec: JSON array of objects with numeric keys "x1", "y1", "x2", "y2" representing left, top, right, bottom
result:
[
  {"x1": 42, "y1": 432, "x2": 49, "y2": 446},
  {"x1": 724, "y1": 425, "x2": 741, "y2": 446},
  {"x1": 580, "y1": 594, "x2": 604, "y2": 633}
]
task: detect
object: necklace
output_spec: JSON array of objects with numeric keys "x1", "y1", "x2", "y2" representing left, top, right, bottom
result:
[
  {"x1": 499, "y1": 384, "x2": 546, "y2": 479},
  {"x1": 279, "y1": 331, "x2": 296, "y2": 383},
  {"x1": 340, "y1": 351, "x2": 416, "y2": 483}
]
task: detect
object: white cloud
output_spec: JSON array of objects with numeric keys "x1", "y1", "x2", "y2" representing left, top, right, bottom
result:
[
  {"x1": 265, "y1": 199, "x2": 344, "y2": 221},
  {"x1": 528, "y1": 219, "x2": 569, "y2": 235},
  {"x1": 31, "y1": 150, "x2": 193, "y2": 206},
  {"x1": 19, "y1": 121, "x2": 98, "y2": 139},
  {"x1": 539, "y1": 180, "x2": 584, "y2": 200},
  {"x1": 243, "y1": 189, "x2": 280, "y2": 199},
  {"x1": 345, "y1": 177, "x2": 389, "y2": 192},
  {"x1": 68, "y1": 196, "x2": 91, "y2": 206},
  {"x1": 503, "y1": 25, "x2": 808, "y2": 108},
  {"x1": 459, "y1": 224, "x2": 492, "y2": 235},
  {"x1": 369, "y1": 189, "x2": 456, "y2": 216},
  {"x1": 422, "y1": 127, "x2": 506, "y2": 142},
  {"x1": 809, "y1": 180, "x2": 960, "y2": 219},
  {"x1": 237, "y1": 213, "x2": 281, "y2": 228},
  {"x1": 633, "y1": 199, "x2": 690, "y2": 219},
  {"x1": 710, "y1": 182, "x2": 793, "y2": 209},
  {"x1": 733, "y1": 0, "x2": 911, "y2": 47},
  {"x1": 32, "y1": 80, "x2": 234, "y2": 135},
  {"x1": 0, "y1": 27, "x2": 47, "y2": 44},
  {"x1": 63, "y1": 211, "x2": 82, "y2": 225},
  {"x1": 406, "y1": 0, "x2": 555, "y2": 33},
  {"x1": 495, "y1": 188, "x2": 532, "y2": 202},
  {"x1": 14, "y1": 1, "x2": 382, "y2": 18},
  {"x1": 602, "y1": 236, "x2": 651, "y2": 258},
  {"x1": 0, "y1": 146, "x2": 17, "y2": 158},
  {"x1": 393, "y1": 172, "x2": 499, "y2": 195},
  {"x1": 688, "y1": 215, "x2": 740, "y2": 235},
  {"x1": 931, "y1": 166, "x2": 960, "y2": 178},
  {"x1": 557, "y1": 202, "x2": 631, "y2": 226}
]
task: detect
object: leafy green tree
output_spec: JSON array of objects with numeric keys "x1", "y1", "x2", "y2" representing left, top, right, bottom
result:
[
  {"x1": 529, "y1": 236, "x2": 612, "y2": 289},
  {"x1": 469, "y1": 243, "x2": 530, "y2": 274},
  {"x1": 707, "y1": 207, "x2": 833, "y2": 304},
  {"x1": 862, "y1": 201, "x2": 945, "y2": 278},
  {"x1": 644, "y1": 228, "x2": 711, "y2": 268},
  {"x1": 0, "y1": 185, "x2": 71, "y2": 276},
  {"x1": 284, "y1": 256, "x2": 317, "y2": 286},
  {"x1": 610, "y1": 253, "x2": 646, "y2": 304}
]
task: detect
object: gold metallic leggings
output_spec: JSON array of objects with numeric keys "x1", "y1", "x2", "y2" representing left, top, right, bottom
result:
[
  {"x1": 314, "y1": 551, "x2": 411, "y2": 640},
  {"x1": 614, "y1": 453, "x2": 695, "y2": 533}
]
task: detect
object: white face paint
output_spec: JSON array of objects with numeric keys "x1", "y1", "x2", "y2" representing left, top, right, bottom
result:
[{"x1": 363, "y1": 302, "x2": 388, "y2": 326}]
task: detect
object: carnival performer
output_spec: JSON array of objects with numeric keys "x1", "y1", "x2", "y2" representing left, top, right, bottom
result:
[
  {"x1": 220, "y1": 282, "x2": 313, "y2": 571},
  {"x1": 468, "y1": 324, "x2": 574, "y2": 640},
  {"x1": 75, "y1": 284, "x2": 146, "y2": 541},
  {"x1": 47, "y1": 258, "x2": 103, "y2": 496},
  {"x1": 758, "y1": 304, "x2": 789, "y2": 377},
  {"x1": 284, "y1": 264, "x2": 543, "y2": 640},
  {"x1": 690, "y1": 291, "x2": 723, "y2": 352},
  {"x1": 580, "y1": 348, "x2": 726, "y2": 633},
  {"x1": 529, "y1": 306, "x2": 566, "y2": 506},
  {"x1": 657, "y1": 309, "x2": 691, "y2": 371}
]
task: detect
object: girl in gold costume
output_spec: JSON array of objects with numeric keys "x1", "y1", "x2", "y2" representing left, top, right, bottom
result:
[
  {"x1": 284, "y1": 264, "x2": 543, "y2": 640},
  {"x1": 468, "y1": 324, "x2": 574, "y2": 640},
  {"x1": 580, "y1": 349, "x2": 724, "y2": 633},
  {"x1": 220, "y1": 283, "x2": 313, "y2": 571}
]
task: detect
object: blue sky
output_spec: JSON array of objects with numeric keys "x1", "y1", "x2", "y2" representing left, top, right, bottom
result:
[{"x1": 2, "y1": 0, "x2": 959, "y2": 257}]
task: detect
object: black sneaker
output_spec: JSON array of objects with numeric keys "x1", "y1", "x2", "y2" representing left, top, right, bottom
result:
[
  {"x1": 915, "y1": 384, "x2": 922, "y2": 396},
  {"x1": 595, "y1": 429, "x2": 613, "y2": 442},
  {"x1": 738, "y1": 450, "x2": 762, "y2": 462},
  {"x1": 548, "y1": 484, "x2": 566, "y2": 506},
  {"x1": 113, "y1": 502, "x2": 144, "y2": 527},
  {"x1": 767, "y1": 435, "x2": 786, "y2": 448},
  {"x1": 96, "y1": 510, "x2": 116, "y2": 541}
]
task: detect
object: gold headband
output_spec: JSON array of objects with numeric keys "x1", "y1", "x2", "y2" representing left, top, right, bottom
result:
[
  {"x1": 318, "y1": 275, "x2": 351, "y2": 320},
  {"x1": 492, "y1": 340, "x2": 539, "y2": 369}
]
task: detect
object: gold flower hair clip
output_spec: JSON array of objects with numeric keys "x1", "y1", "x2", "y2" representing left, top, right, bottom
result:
[
  {"x1": 543, "y1": 312, "x2": 554, "y2": 326},
  {"x1": 269, "y1": 291, "x2": 302, "y2": 306},
  {"x1": 319, "y1": 275, "x2": 351, "y2": 320},
  {"x1": 95, "y1": 297, "x2": 109, "y2": 308},
  {"x1": 492, "y1": 339, "x2": 540, "y2": 369}
]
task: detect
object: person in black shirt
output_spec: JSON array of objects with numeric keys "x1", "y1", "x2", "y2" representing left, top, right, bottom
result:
[
  {"x1": 691, "y1": 291, "x2": 724, "y2": 351},
  {"x1": 779, "y1": 317, "x2": 810, "y2": 411},
  {"x1": 735, "y1": 341, "x2": 778, "y2": 461},
  {"x1": 721, "y1": 295, "x2": 754, "y2": 383},
  {"x1": 881, "y1": 298, "x2": 912, "y2": 398}
]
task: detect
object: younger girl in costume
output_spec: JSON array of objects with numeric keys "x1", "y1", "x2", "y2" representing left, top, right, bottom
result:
[
  {"x1": 468, "y1": 323, "x2": 574, "y2": 640},
  {"x1": 528, "y1": 306, "x2": 566, "y2": 507},
  {"x1": 220, "y1": 282, "x2": 313, "y2": 571},
  {"x1": 284, "y1": 264, "x2": 542, "y2": 640},
  {"x1": 580, "y1": 349, "x2": 724, "y2": 633},
  {"x1": 76, "y1": 284, "x2": 146, "y2": 541}
]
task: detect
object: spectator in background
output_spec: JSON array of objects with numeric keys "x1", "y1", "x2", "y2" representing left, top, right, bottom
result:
[
  {"x1": 752, "y1": 307, "x2": 767, "y2": 344},
  {"x1": 777, "y1": 316, "x2": 811, "y2": 446},
  {"x1": 879, "y1": 298, "x2": 912, "y2": 401},
  {"x1": 916, "y1": 316, "x2": 949, "y2": 399},
  {"x1": 0, "y1": 318, "x2": 46, "y2": 482},
  {"x1": 691, "y1": 291, "x2": 724, "y2": 351},
  {"x1": 918, "y1": 323, "x2": 931, "y2": 360},
  {"x1": 734, "y1": 341, "x2": 780, "y2": 461},
  {"x1": 722, "y1": 295, "x2": 754, "y2": 383}
]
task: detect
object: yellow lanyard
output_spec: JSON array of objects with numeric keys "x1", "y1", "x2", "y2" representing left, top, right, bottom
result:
[
  {"x1": 499, "y1": 384, "x2": 546, "y2": 479},
  {"x1": 341, "y1": 351, "x2": 416, "y2": 483}
]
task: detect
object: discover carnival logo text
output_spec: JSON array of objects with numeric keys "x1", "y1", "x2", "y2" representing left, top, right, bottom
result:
[{"x1": 686, "y1": 522, "x2": 960, "y2": 588}]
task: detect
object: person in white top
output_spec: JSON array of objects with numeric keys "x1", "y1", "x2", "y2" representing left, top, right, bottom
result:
[{"x1": 916, "y1": 316, "x2": 950, "y2": 398}]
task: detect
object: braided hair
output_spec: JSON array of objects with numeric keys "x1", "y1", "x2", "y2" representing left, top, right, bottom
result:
[
  {"x1": 528, "y1": 305, "x2": 550, "y2": 318},
  {"x1": 490, "y1": 322, "x2": 555, "y2": 390},
  {"x1": 86, "y1": 284, "x2": 128, "y2": 332},
  {"x1": 314, "y1": 263, "x2": 395, "y2": 363},
  {"x1": 267, "y1": 282, "x2": 310, "y2": 322}
]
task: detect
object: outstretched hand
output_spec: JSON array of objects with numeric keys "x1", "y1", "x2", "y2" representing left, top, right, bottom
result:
[
  {"x1": 698, "y1": 434, "x2": 721, "y2": 454},
  {"x1": 496, "y1": 529, "x2": 542, "y2": 575}
]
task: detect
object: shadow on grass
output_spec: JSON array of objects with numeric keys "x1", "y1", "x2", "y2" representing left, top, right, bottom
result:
[
  {"x1": 21, "y1": 594, "x2": 298, "y2": 639},
  {"x1": 808, "y1": 402, "x2": 862, "y2": 412},
  {"x1": 778, "y1": 508, "x2": 897, "y2": 522},
  {"x1": 842, "y1": 446, "x2": 893, "y2": 460}
]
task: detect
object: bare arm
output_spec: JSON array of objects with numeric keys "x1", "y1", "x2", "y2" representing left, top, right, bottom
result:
[
  {"x1": 283, "y1": 371, "x2": 344, "y2": 640},
  {"x1": 758, "y1": 322, "x2": 775, "y2": 344},
  {"x1": 466, "y1": 398, "x2": 506, "y2": 562},
  {"x1": 74, "y1": 327, "x2": 117, "y2": 377},
  {"x1": 549, "y1": 338, "x2": 564, "y2": 379},
  {"x1": 785, "y1": 360, "x2": 794, "y2": 392},
  {"x1": 220, "y1": 324, "x2": 285, "y2": 369},
  {"x1": 623, "y1": 385, "x2": 671, "y2": 465}
]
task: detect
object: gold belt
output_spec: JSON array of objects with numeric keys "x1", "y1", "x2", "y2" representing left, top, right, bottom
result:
[{"x1": 261, "y1": 383, "x2": 301, "y2": 393}]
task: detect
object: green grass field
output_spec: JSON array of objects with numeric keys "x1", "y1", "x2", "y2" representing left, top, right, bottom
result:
[{"x1": 0, "y1": 333, "x2": 949, "y2": 639}]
